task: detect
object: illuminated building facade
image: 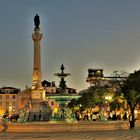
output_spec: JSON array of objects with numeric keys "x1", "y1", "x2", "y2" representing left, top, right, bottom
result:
[
  {"x1": 86, "y1": 68, "x2": 104, "y2": 87},
  {"x1": 0, "y1": 87, "x2": 21, "y2": 115}
]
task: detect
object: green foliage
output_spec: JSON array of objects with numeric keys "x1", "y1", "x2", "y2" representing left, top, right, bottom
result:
[
  {"x1": 63, "y1": 108, "x2": 76, "y2": 123},
  {"x1": 79, "y1": 87, "x2": 100, "y2": 110},
  {"x1": 121, "y1": 70, "x2": 140, "y2": 113},
  {"x1": 109, "y1": 99, "x2": 124, "y2": 111},
  {"x1": 68, "y1": 86, "x2": 107, "y2": 112},
  {"x1": 68, "y1": 70, "x2": 131, "y2": 113},
  {"x1": 67, "y1": 99, "x2": 78, "y2": 111}
]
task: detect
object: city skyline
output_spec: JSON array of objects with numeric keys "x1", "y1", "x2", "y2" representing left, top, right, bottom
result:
[{"x1": 0, "y1": 0, "x2": 140, "y2": 91}]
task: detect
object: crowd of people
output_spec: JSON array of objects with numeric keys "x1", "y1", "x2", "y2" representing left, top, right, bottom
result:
[{"x1": 75, "y1": 110, "x2": 130, "y2": 122}]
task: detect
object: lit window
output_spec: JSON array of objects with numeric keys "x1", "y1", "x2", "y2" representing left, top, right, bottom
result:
[
  {"x1": 6, "y1": 95, "x2": 9, "y2": 99},
  {"x1": 12, "y1": 108, "x2": 15, "y2": 112},
  {"x1": 97, "y1": 70, "x2": 101, "y2": 73}
]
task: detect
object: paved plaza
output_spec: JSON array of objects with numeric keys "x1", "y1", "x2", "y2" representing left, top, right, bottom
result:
[
  {"x1": 0, "y1": 121, "x2": 140, "y2": 140},
  {"x1": 0, "y1": 128, "x2": 140, "y2": 140}
]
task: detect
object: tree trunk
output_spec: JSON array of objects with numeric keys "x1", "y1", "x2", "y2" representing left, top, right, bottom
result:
[{"x1": 129, "y1": 108, "x2": 135, "y2": 129}]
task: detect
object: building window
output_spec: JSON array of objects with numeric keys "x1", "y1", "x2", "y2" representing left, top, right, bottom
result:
[
  {"x1": 0, "y1": 95, "x2": 2, "y2": 100},
  {"x1": 6, "y1": 95, "x2": 9, "y2": 99},
  {"x1": 6, "y1": 102, "x2": 9, "y2": 106},
  {"x1": 12, "y1": 108, "x2": 16, "y2": 112},
  {"x1": 1, "y1": 90, "x2": 4, "y2": 93},
  {"x1": 13, "y1": 95, "x2": 16, "y2": 99},
  {"x1": 51, "y1": 101, "x2": 54, "y2": 106},
  {"x1": 6, "y1": 90, "x2": 9, "y2": 94},
  {"x1": 12, "y1": 102, "x2": 16, "y2": 106},
  {"x1": 0, "y1": 101, "x2": 2, "y2": 106}
]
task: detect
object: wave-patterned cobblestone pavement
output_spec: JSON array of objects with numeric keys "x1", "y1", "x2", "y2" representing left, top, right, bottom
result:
[{"x1": 0, "y1": 127, "x2": 140, "y2": 140}]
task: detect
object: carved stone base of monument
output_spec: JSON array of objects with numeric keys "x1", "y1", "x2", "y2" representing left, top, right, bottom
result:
[
  {"x1": 31, "y1": 89, "x2": 46, "y2": 100},
  {"x1": 28, "y1": 99, "x2": 52, "y2": 121},
  {"x1": 18, "y1": 88, "x2": 52, "y2": 122}
]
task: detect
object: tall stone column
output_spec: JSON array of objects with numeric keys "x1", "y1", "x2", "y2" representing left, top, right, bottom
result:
[
  {"x1": 31, "y1": 14, "x2": 45, "y2": 101},
  {"x1": 32, "y1": 27, "x2": 43, "y2": 89},
  {"x1": 17, "y1": 15, "x2": 51, "y2": 122}
]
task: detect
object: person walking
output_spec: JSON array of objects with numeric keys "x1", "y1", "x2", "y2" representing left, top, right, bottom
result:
[{"x1": 1, "y1": 115, "x2": 9, "y2": 132}]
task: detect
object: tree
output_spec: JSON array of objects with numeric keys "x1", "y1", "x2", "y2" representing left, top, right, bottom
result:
[
  {"x1": 67, "y1": 99, "x2": 78, "y2": 112},
  {"x1": 121, "y1": 70, "x2": 140, "y2": 129},
  {"x1": 111, "y1": 70, "x2": 128, "y2": 90},
  {"x1": 69, "y1": 86, "x2": 107, "y2": 112}
]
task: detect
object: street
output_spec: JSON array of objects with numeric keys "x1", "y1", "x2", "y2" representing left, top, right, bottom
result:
[{"x1": 0, "y1": 128, "x2": 140, "y2": 140}]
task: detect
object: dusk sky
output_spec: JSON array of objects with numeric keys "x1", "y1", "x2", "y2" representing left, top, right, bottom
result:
[{"x1": 0, "y1": 0, "x2": 140, "y2": 91}]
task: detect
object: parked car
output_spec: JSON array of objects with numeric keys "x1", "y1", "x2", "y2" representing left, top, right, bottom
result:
[{"x1": 9, "y1": 114, "x2": 19, "y2": 122}]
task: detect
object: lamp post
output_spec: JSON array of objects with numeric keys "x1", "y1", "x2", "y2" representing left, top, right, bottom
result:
[
  {"x1": 104, "y1": 95, "x2": 112, "y2": 117},
  {"x1": 77, "y1": 104, "x2": 82, "y2": 111}
]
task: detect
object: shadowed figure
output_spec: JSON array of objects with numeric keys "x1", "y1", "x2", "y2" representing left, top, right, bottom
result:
[
  {"x1": 34, "y1": 14, "x2": 40, "y2": 28},
  {"x1": 1, "y1": 115, "x2": 8, "y2": 132},
  {"x1": 129, "y1": 114, "x2": 135, "y2": 129}
]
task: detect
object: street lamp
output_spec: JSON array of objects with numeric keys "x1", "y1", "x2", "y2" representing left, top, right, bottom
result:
[
  {"x1": 105, "y1": 95, "x2": 112, "y2": 101},
  {"x1": 104, "y1": 95, "x2": 112, "y2": 116}
]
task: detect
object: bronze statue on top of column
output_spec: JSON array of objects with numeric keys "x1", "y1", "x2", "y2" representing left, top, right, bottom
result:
[{"x1": 34, "y1": 14, "x2": 40, "y2": 28}]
